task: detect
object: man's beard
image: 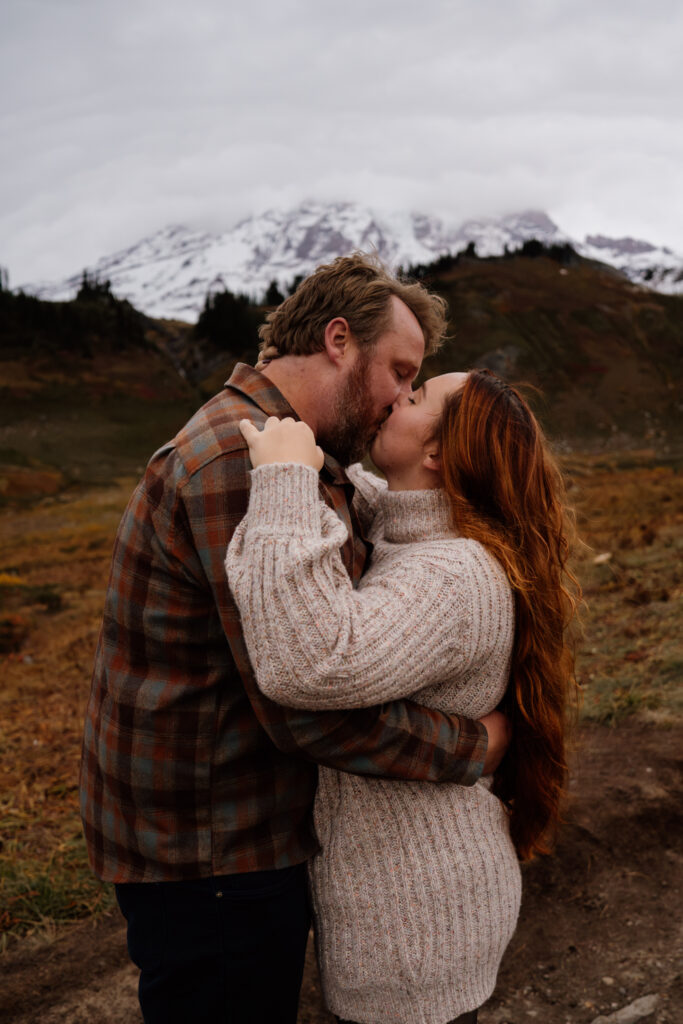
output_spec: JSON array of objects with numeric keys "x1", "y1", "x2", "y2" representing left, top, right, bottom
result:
[{"x1": 318, "y1": 352, "x2": 385, "y2": 467}]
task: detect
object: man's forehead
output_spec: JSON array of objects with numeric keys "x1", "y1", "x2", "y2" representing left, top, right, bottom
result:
[{"x1": 375, "y1": 327, "x2": 424, "y2": 370}]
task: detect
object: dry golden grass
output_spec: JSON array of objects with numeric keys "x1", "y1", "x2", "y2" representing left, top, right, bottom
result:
[
  {"x1": 0, "y1": 452, "x2": 681, "y2": 944},
  {"x1": 568, "y1": 451, "x2": 683, "y2": 722},
  {"x1": 0, "y1": 480, "x2": 136, "y2": 942}
]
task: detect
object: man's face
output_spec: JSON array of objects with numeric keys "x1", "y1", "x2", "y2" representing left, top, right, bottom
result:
[{"x1": 320, "y1": 296, "x2": 425, "y2": 466}]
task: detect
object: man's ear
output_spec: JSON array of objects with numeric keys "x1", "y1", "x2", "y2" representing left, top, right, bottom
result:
[
  {"x1": 423, "y1": 449, "x2": 442, "y2": 475},
  {"x1": 323, "y1": 317, "x2": 352, "y2": 367}
]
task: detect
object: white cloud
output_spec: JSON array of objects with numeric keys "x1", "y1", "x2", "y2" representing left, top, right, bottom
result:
[{"x1": 2, "y1": 0, "x2": 682, "y2": 284}]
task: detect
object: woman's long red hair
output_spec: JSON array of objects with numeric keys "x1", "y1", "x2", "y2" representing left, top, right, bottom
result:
[{"x1": 434, "y1": 369, "x2": 580, "y2": 860}]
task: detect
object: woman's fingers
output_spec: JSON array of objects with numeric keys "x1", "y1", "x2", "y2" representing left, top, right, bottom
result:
[
  {"x1": 239, "y1": 419, "x2": 260, "y2": 443},
  {"x1": 238, "y1": 417, "x2": 323, "y2": 470}
]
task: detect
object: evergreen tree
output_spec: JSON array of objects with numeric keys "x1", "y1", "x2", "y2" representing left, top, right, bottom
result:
[
  {"x1": 77, "y1": 270, "x2": 114, "y2": 303},
  {"x1": 194, "y1": 288, "x2": 258, "y2": 352},
  {"x1": 519, "y1": 239, "x2": 544, "y2": 259},
  {"x1": 264, "y1": 280, "x2": 285, "y2": 306},
  {"x1": 287, "y1": 274, "x2": 304, "y2": 296}
]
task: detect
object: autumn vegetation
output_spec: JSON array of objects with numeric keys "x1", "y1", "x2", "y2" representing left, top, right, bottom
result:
[{"x1": 1, "y1": 246, "x2": 681, "y2": 948}]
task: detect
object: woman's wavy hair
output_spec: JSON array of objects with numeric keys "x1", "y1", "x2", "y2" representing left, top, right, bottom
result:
[{"x1": 432, "y1": 369, "x2": 581, "y2": 860}]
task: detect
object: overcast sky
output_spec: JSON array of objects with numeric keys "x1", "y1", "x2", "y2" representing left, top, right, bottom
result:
[{"x1": 2, "y1": 0, "x2": 682, "y2": 286}]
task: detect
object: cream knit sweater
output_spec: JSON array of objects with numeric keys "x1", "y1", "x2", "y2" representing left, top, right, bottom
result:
[{"x1": 226, "y1": 463, "x2": 521, "y2": 1024}]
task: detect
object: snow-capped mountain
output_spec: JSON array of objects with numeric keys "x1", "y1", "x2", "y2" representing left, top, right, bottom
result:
[
  {"x1": 580, "y1": 234, "x2": 683, "y2": 294},
  {"x1": 21, "y1": 202, "x2": 683, "y2": 321}
]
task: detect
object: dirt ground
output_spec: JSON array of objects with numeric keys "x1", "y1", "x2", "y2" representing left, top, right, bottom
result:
[{"x1": 1, "y1": 721, "x2": 680, "y2": 1024}]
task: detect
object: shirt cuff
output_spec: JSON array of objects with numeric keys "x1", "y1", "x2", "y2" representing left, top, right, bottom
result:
[
  {"x1": 248, "y1": 463, "x2": 323, "y2": 536},
  {"x1": 445, "y1": 717, "x2": 488, "y2": 786}
]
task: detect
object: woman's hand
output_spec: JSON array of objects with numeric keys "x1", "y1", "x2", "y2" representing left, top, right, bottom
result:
[{"x1": 239, "y1": 416, "x2": 325, "y2": 471}]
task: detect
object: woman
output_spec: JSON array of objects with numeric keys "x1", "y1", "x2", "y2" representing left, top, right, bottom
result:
[{"x1": 226, "y1": 369, "x2": 579, "y2": 1024}]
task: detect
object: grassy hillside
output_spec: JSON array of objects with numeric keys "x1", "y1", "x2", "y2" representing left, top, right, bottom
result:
[
  {"x1": 2, "y1": 249, "x2": 682, "y2": 501},
  {"x1": 0, "y1": 282, "x2": 201, "y2": 496},
  {"x1": 0, "y1": 350, "x2": 200, "y2": 494},
  {"x1": 415, "y1": 250, "x2": 683, "y2": 444}
]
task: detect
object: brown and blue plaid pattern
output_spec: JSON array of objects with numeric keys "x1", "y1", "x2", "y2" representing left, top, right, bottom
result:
[{"x1": 80, "y1": 364, "x2": 487, "y2": 882}]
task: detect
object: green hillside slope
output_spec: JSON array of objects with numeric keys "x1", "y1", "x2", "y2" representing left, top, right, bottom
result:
[
  {"x1": 2, "y1": 248, "x2": 682, "y2": 501},
  {"x1": 415, "y1": 251, "x2": 683, "y2": 442},
  {"x1": 0, "y1": 282, "x2": 200, "y2": 495}
]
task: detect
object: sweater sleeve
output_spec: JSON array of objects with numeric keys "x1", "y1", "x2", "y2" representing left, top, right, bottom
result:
[
  {"x1": 226, "y1": 462, "x2": 479, "y2": 710},
  {"x1": 346, "y1": 463, "x2": 387, "y2": 534}
]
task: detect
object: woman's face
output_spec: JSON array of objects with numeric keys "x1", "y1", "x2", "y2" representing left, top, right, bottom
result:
[{"x1": 370, "y1": 372, "x2": 468, "y2": 486}]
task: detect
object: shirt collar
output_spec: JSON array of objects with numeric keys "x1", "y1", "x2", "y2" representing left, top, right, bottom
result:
[
  {"x1": 224, "y1": 363, "x2": 349, "y2": 486},
  {"x1": 224, "y1": 362, "x2": 297, "y2": 418}
]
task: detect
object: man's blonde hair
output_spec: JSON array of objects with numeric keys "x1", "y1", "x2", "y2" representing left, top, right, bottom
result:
[{"x1": 257, "y1": 253, "x2": 447, "y2": 364}]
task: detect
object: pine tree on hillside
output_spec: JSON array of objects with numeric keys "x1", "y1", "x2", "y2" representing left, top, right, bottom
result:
[
  {"x1": 76, "y1": 270, "x2": 115, "y2": 303},
  {"x1": 287, "y1": 274, "x2": 304, "y2": 296},
  {"x1": 194, "y1": 288, "x2": 259, "y2": 352},
  {"x1": 264, "y1": 280, "x2": 285, "y2": 306}
]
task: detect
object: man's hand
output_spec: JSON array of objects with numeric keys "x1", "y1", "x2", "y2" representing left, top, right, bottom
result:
[
  {"x1": 239, "y1": 416, "x2": 324, "y2": 471},
  {"x1": 480, "y1": 710, "x2": 512, "y2": 775}
]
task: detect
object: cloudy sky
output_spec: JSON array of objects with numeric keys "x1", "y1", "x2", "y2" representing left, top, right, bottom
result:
[{"x1": 2, "y1": 0, "x2": 682, "y2": 286}]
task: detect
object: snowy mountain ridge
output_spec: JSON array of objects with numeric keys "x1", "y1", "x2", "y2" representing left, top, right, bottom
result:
[{"x1": 21, "y1": 202, "x2": 683, "y2": 321}]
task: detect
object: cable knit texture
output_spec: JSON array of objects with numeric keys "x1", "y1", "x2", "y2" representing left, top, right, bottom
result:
[{"x1": 226, "y1": 463, "x2": 522, "y2": 1023}]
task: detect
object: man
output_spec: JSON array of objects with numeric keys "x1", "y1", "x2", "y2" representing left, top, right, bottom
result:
[{"x1": 80, "y1": 254, "x2": 509, "y2": 1024}]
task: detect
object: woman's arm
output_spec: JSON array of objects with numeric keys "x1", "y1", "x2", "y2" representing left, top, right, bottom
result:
[
  {"x1": 226, "y1": 462, "x2": 480, "y2": 710},
  {"x1": 346, "y1": 463, "x2": 387, "y2": 534}
]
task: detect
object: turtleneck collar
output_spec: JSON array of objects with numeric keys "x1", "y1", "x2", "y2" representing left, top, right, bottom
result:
[{"x1": 379, "y1": 487, "x2": 456, "y2": 544}]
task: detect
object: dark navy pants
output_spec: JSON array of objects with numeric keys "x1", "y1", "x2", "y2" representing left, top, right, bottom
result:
[{"x1": 116, "y1": 863, "x2": 311, "y2": 1024}]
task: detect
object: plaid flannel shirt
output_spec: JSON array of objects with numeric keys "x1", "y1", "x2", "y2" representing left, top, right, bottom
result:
[{"x1": 80, "y1": 363, "x2": 487, "y2": 882}]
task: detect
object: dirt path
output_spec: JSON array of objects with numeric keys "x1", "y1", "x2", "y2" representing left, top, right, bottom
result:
[{"x1": 2, "y1": 721, "x2": 681, "y2": 1024}]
